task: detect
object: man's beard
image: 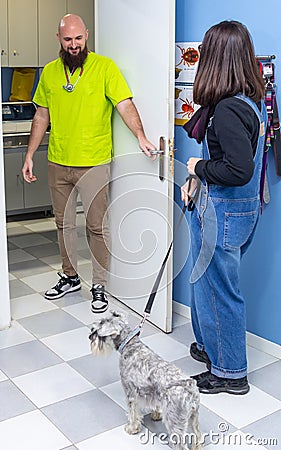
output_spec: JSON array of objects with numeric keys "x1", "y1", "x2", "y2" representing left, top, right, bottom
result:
[{"x1": 59, "y1": 44, "x2": 89, "y2": 69}]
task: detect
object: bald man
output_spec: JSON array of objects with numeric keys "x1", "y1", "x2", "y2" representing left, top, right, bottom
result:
[{"x1": 22, "y1": 14, "x2": 155, "y2": 313}]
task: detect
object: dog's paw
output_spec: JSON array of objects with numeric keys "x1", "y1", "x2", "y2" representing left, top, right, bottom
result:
[
  {"x1": 124, "y1": 422, "x2": 142, "y2": 434},
  {"x1": 150, "y1": 410, "x2": 162, "y2": 421}
]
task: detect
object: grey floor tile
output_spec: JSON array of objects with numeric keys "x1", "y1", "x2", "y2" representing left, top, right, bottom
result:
[
  {"x1": 7, "y1": 233, "x2": 52, "y2": 248},
  {"x1": 248, "y1": 361, "x2": 281, "y2": 400},
  {"x1": 77, "y1": 248, "x2": 92, "y2": 260},
  {"x1": 170, "y1": 322, "x2": 195, "y2": 347},
  {"x1": 55, "y1": 288, "x2": 90, "y2": 308},
  {"x1": 170, "y1": 355, "x2": 208, "y2": 378},
  {"x1": 199, "y1": 404, "x2": 237, "y2": 446},
  {"x1": 9, "y1": 280, "x2": 36, "y2": 299},
  {"x1": 242, "y1": 409, "x2": 281, "y2": 450},
  {"x1": 69, "y1": 352, "x2": 121, "y2": 387},
  {"x1": 42, "y1": 389, "x2": 127, "y2": 443},
  {"x1": 8, "y1": 249, "x2": 36, "y2": 264},
  {"x1": 9, "y1": 259, "x2": 53, "y2": 279},
  {"x1": 0, "y1": 380, "x2": 35, "y2": 421},
  {"x1": 37, "y1": 230, "x2": 58, "y2": 242},
  {"x1": 61, "y1": 447, "x2": 78, "y2": 450},
  {"x1": 24, "y1": 242, "x2": 60, "y2": 258},
  {"x1": 18, "y1": 309, "x2": 85, "y2": 339},
  {"x1": 7, "y1": 241, "x2": 18, "y2": 251},
  {"x1": 0, "y1": 340, "x2": 62, "y2": 378}
]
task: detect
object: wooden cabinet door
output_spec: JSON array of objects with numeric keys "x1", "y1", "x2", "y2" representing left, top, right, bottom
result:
[
  {"x1": 67, "y1": 0, "x2": 94, "y2": 51},
  {"x1": 0, "y1": 0, "x2": 8, "y2": 66},
  {"x1": 38, "y1": 0, "x2": 67, "y2": 67},
  {"x1": 8, "y1": 0, "x2": 38, "y2": 67}
]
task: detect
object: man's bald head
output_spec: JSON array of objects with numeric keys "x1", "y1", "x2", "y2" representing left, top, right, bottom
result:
[{"x1": 58, "y1": 14, "x2": 87, "y2": 35}]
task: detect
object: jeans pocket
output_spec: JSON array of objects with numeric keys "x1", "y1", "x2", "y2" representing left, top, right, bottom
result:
[{"x1": 223, "y1": 211, "x2": 258, "y2": 250}]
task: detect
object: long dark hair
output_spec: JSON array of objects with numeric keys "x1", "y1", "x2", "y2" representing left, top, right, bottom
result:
[{"x1": 193, "y1": 21, "x2": 265, "y2": 107}]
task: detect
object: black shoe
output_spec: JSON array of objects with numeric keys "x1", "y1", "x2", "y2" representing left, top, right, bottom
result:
[
  {"x1": 195, "y1": 370, "x2": 250, "y2": 395},
  {"x1": 91, "y1": 284, "x2": 109, "y2": 313},
  {"x1": 190, "y1": 342, "x2": 211, "y2": 370},
  {"x1": 190, "y1": 370, "x2": 210, "y2": 383},
  {"x1": 45, "y1": 272, "x2": 81, "y2": 300}
]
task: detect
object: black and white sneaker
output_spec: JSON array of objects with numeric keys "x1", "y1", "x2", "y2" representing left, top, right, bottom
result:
[
  {"x1": 45, "y1": 272, "x2": 81, "y2": 300},
  {"x1": 91, "y1": 284, "x2": 109, "y2": 313}
]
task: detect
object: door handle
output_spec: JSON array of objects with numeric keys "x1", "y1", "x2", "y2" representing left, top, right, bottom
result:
[{"x1": 149, "y1": 136, "x2": 165, "y2": 181}]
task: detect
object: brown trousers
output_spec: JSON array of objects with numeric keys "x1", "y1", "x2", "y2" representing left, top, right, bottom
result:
[{"x1": 48, "y1": 162, "x2": 110, "y2": 286}]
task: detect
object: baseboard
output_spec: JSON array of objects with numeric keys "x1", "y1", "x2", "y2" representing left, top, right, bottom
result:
[
  {"x1": 172, "y1": 300, "x2": 191, "y2": 320},
  {"x1": 172, "y1": 300, "x2": 281, "y2": 360}
]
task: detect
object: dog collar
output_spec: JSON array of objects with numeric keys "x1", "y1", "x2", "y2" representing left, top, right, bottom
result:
[{"x1": 117, "y1": 325, "x2": 142, "y2": 354}]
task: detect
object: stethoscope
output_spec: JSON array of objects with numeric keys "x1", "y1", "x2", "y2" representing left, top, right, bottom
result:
[{"x1": 62, "y1": 64, "x2": 84, "y2": 92}]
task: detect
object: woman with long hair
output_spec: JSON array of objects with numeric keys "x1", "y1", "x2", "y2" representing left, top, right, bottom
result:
[{"x1": 181, "y1": 20, "x2": 267, "y2": 394}]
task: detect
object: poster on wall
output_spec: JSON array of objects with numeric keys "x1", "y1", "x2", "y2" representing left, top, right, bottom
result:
[
  {"x1": 175, "y1": 41, "x2": 201, "y2": 126},
  {"x1": 175, "y1": 42, "x2": 200, "y2": 83},
  {"x1": 175, "y1": 85, "x2": 200, "y2": 126}
]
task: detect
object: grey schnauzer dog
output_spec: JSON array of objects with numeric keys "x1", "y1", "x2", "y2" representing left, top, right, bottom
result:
[{"x1": 89, "y1": 310, "x2": 202, "y2": 450}]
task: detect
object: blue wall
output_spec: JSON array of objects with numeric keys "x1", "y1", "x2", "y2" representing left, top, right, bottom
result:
[{"x1": 173, "y1": 0, "x2": 281, "y2": 346}]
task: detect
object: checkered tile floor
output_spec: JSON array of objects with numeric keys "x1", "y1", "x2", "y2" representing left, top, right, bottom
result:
[{"x1": 1, "y1": 213, "x2": 281, "y2": 449}]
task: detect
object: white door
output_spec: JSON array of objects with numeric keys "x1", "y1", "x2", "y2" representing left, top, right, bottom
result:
[{"x1": 95, "y1": 0, "x2": 175, "y2": 332}]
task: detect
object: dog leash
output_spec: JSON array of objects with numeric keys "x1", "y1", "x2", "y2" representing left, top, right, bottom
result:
[{"x1": 117, "y1": 201, "x2": 188, "y2": 354}]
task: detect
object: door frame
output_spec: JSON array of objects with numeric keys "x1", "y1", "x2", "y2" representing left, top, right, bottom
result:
[{"x1": 0, "y1": 64, "x2": 11, "y2": 330}]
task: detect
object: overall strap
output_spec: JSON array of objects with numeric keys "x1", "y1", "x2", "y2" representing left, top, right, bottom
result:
[{"x1": 234, "y1": 93, "x2": 268, "y2": 210}]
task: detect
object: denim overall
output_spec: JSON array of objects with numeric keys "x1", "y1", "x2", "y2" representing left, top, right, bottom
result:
[{"x1": 190, "y1": 94, "x2": 267, "y2": 379}]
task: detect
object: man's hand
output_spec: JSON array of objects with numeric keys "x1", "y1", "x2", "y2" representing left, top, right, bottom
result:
[
  {"x1": 22, "y1": 158, "x2": 37, "y2": 183},
  {"x1": 138, "y1": 135, "x2": 157, "y2": 160}
]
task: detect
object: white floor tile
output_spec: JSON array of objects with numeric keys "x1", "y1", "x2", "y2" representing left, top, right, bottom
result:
[
  {"x1": 13, "y1": 363, "x2": 94, "y2": 407},
  {"x1": 172, "y1": 312, "x2": 190, "y2": 327},
  {"x1": 21, "y1": 271, "x2": 61, "y2": 292},
  {"x1": 63, "y1": 302, "x2": 93, "y2": 325},
  {"x1": 100, "y1": 381, "x2": 127, "y2": 411},
  {"x1": 6, "y1": 227, "x2": 31, "y2": 237},
  {"x1": 204, "y1": 430, "x2": 268, "y2": 449},
  {"x1": 0, "y1": 369, "x2": 8, "y2": 382},
  {"x1": 0, "y1": 321, "x2": 35, "y2": 350},
  {"x1": 9, "y1": 273, "x2": 17, "y2": 281},
  {"x1": 200, "y1": 385, "x2": 281, "y2": 429},
  {"x1": 76, "y1": 425, "x2": 166, "y2": 450},
  {"x1": 41, "y1": 327, "x2": 92, "y2": 361},
  {"x1": 0, "y1": 410, "x2": 71, "y2": 450},
  {"x1": 41, "y1": 254, "x2": 89, "y2": 270},
  {"x1": 247, "y1": 345, "x2": 278, "y2": 373},
  {"x1": 141, "y1": 333, "x2": 188, "y2": 362},
  {"x1": 11, "y1": 293, "x2": 58, "y2": 320},
  {"x1": 24, "y1": 220, "x2": 57, "y2": 232},
  {"x1": 6, "y1": 222, "x2": 21, "y2": 229}
]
